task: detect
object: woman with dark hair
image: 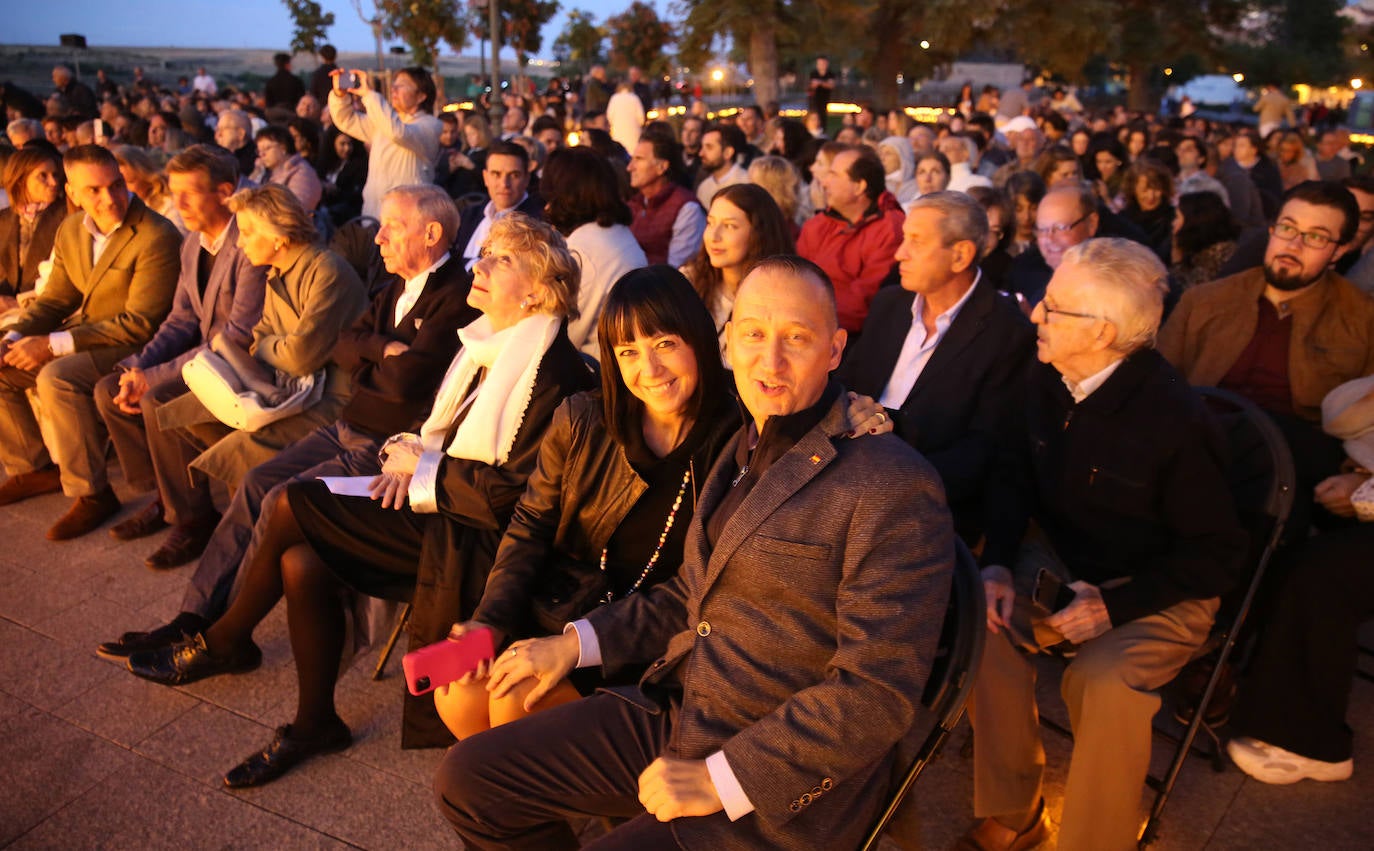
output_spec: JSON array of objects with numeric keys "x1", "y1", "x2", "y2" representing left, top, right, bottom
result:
[
  {"x1": 681, "y1": 182, "x2": 795, "y2": 348},
  {"x1": 128, "y1": 213, "x2": 596, "y2": 782},
  {"x1": 254, "y1": 124, "x2": 322, "y2": 211},
  {"x1": 327, "y1": 65, "x2": 441, "y2": 218},
  {"x1": 1034, "y1": 145, "x2": 1082, "y2": 188},
  {"x1": 0, "y1": 146, "x2": 66, "y2": 311},
  {"x1": 286, "y1": 116, "x2": 323, "y2": 167},
  {"x1": 317, "y1": 128, "x2": 368, "y2": 226},
  {"x1": 1005, "y1": 170, "x2": 1046, "y2": 258},
  {"x1": 1121, "y1": 157, "x2": 1176, "y2": 262},
  {"x1": 1170, "y1": 190, "x2": 1239, "y2": 289},
  {"x1": 433, "y1": 266, "x2": 739, "y2": 738},
  {"x1": 967, "y1": 185, "x2": 1014, "y2": 292},
  {"x1": 541, "y1": 145, "x2": 648, "y2": 356},
  {"x1": 1087, "y1": 132, "x2": 1127, "y2": 207}
]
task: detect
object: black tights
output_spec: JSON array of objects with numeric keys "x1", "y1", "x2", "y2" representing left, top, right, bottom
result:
[{"x1": 204, "y1": 489, "x2": 346, "y2": 736}]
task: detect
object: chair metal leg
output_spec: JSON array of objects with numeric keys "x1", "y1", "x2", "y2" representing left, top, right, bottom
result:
[{"x1": 372, "y1": 602, "x2": 411, "y2": 681}]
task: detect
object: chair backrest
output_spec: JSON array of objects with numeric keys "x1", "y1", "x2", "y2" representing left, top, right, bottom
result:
[
  {"x1": 1193, "y1": 386, "x2": 1296, "y2": 625},
  {"x1": 861, "y1": 538, "x2": 985, "y2": 851},
  {"x1": 921, "y1": 538, "x2": 986, "y2": 725}
]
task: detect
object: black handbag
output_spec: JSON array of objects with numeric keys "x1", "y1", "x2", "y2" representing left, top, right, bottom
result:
[{"x1": 528, "y1": 555, "x2": 609, "y2": 635}]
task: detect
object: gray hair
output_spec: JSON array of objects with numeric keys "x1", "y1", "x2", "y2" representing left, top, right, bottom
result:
[
  {"x1": 907, "y1": 190, "x2": 990, "y2": 262},
  {"x1": 383, "y1": 184, "x2": 461, "y2": 247},
  {"x1": 6, "y1": 118, "x2": 43, "y2": 146},
  {"x1": 1061, "y1": 237, "x2": 1167, "y2": 354}
]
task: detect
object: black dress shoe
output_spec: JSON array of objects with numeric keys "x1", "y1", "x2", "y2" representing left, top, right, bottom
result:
[
  {"x1": 223, "y1": 721, "x2": 352, "y2": 788},
  {"x1": 95, "y1": 612, "x2": 210, "y2": 661},
  {"x1": 144, "y1": 516, "x2": 219, "y2": 570},
  {"x1": 126, "y1": 633, "x2": 262, "y2": 685},
  {"x1": 109, "y1": 498, "x2": 169, "y2": 541}
]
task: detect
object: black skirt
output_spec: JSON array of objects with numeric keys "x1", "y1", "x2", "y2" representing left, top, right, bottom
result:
[{"x1": 286, "y1": 479, "x2": 427, "y2": 602}]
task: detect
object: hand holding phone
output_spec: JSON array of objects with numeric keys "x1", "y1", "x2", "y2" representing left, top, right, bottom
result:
[
  {"x1": 1033, "y1": 567, "x2": 1077, "y2": 614},
  {"x1": 402, "y1": 626, "x2": 495, "y2": 696}
]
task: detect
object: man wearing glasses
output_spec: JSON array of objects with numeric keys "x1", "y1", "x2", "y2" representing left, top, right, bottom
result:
[
  {"x1": 1008, "y1": 182, "x2": 1099, "y2": 308},
  {"x1": 1160, "y1": 181, "x2": 1374, "y2": 429},
  {"x1": 961, "y1": 238, "x2": 1244, "y2": 851}
]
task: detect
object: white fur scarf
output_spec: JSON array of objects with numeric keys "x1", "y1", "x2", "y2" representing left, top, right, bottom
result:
[{"x1": 419, "y1": 312, "x2": 560, "y2": 465}]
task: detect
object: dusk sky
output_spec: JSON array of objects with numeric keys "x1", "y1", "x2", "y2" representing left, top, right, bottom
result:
[{"x1": 6, "y1": 0, "x2": 639, "y2": 60}]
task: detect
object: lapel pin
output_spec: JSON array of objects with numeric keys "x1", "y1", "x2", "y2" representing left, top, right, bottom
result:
[{"x1": 809, "y1": 454, "x2": 821, "y2": 465}]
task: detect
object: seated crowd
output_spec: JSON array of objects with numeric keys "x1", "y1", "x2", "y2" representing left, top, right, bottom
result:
[{"x1": 2, "y1": 60, "x2": 1373, "y2": 851}]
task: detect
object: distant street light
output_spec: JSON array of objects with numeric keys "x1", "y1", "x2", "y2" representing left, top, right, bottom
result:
[
  {"x1": 1354, "y1": 79, "x2": 1365, "y2": 90},
  {"x1": 919, "y1": 40, "x2": 931, "y2": 50},
  {"x1": 1232, "y1": 73, "x2": 1245, "y2": 83},
  {"x1": 1164, "y1": 67, "x2": 1173, "y2": 77},
  {"x1": 710, "y1": 68, "x2": 724, "y2": 82}
]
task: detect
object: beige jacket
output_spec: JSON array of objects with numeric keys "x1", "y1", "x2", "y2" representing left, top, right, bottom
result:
[{"x1": 1158, "y1": 266, "x2": 1374, "y2": 422}]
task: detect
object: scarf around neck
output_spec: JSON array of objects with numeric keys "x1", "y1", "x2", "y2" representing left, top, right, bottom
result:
[{"x1": 419, "y1": 311, "x2": 560, "y2": 466}]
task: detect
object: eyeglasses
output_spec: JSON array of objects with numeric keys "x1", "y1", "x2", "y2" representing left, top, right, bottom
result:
[
  {"x1": 1035, "y1": 211, "x2": 1091, "y2": 238},
  {"x1": 1039, "y1": 302, "x2": 1101, "y2": 322},
  {"x1": 1270, "y1": 222, "x2": 1335, "y2": 250}
]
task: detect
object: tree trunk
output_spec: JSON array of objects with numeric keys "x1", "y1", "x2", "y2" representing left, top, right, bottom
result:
[
  {"x1": 748, "y1": 21, "x2": 779, "y2": 108},
  {"x1": 1126, "y1": 59, "x2": 1154, "y2": 113},
  {"x1": 871, "y1": 41, "x2": 903, "y2": 109}
]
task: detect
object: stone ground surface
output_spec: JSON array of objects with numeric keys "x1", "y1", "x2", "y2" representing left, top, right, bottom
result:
[{"x1": 1, "y1": 473, "x2": 1372, "y2": 850}]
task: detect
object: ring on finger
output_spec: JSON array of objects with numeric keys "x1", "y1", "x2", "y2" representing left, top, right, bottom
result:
[{"x1": 876, "y1": 411, "x2": 887, "y2": 424}]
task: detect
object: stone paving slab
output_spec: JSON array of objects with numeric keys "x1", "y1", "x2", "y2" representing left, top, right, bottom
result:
[{"x1": 3, "y1": 475, "x2": 1374, "y2": 849}]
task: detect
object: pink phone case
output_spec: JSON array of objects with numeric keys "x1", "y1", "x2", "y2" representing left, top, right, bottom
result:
[{"x1": 402, "y1": 627, "x2": 496, "y2": 696}]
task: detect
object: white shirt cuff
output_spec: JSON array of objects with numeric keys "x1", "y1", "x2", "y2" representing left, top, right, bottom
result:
[
  {"x1": 706, "y1": 751, "x2": 755, "y2": 820},
  {"x1": 566, "y1": 620, "x2": 601, "y2": 668},
  {"x1": 3, "y1": 331, "x2": 21, "y2": 343},
  {"x1": 407, "y1": 450, "x2": 442, "y2": 514},
  {"x1": 48, "y1": 331, "x2": 74, "y2": 356}
]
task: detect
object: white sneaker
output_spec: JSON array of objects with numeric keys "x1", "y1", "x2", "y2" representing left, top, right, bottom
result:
[{"x1": 1227, "y1": 736, "x2": 1353, "y2": 785}]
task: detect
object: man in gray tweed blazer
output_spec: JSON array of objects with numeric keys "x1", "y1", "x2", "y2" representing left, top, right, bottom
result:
[{"x1": 434, "y1": 255, "x2": 955, "y2": 850}]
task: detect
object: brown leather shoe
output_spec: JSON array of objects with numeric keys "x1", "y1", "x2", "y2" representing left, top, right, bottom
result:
[
  {"x1": 0, "y1": 466, "x2": 62, "y2": 506},
  {"x1": 109, "y1": 498, "x2": 169, "y2": 541},
  {"x1": 955, "y1": 798, "x2": 1049, "y2": 851},
  {"x1": 145, "y1": 516, "x2": 219, "y2": 570},
  {"x1": 47, "y1": 487, "x2": 122, "y2": 541}
]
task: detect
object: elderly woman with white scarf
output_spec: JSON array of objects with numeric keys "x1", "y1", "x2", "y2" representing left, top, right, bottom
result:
[
  {"x1": 876, "y1": 135, "x2": 919, "y2": 208},
  {"x1": 125, "y1": 213, "x2": 596, "y2": 782}
]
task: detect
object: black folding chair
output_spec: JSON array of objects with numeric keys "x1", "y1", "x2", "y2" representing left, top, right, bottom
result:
[
  {"x1": 858, "y1": 538, "x2": 986, "y2": 851},
  {"x1": 1137, "y1": 386, "x2": 1296, "y2": 846}
]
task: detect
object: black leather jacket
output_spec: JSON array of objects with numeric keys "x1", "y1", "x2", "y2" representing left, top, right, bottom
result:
[{"x1": 473, "y1": 389, "x2": 739, "y2": 639}]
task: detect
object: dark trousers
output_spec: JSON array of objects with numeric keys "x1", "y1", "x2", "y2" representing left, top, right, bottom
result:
[
  {"x1": 433, "y1": 691, "x2": 683, "y2": 851},
  {"x1": 93, "y1": 370, "x2": 163, "y2": 493},
  {"x1": 182, "y1": 420, "x2": 383, "y2": 620},
  {"x1": 1232, "y1": 523, "x2": 1374, "y2": 763}
]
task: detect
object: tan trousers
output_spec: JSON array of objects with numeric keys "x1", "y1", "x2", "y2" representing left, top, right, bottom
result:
[{"x1": 969, "y1": 579, "x2": 1217, "y2": 851}]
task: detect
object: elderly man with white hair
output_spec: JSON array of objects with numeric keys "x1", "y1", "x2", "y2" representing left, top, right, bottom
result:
[{"x1": 958, "y1": 237, "x2": 1246, "y2": 851}]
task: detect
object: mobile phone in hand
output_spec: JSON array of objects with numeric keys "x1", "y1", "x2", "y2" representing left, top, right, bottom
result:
[
  {"x1": 336, "y1": 71, "x2": 359, "y2": 91},
  {"x1": 1033, "y1": 567, "x2": 1077, "y2": 614},
  {"x1": 402, "y1": 627, "x2": 495, "y2": 696}
]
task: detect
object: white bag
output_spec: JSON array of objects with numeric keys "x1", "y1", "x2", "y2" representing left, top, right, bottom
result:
[{"x1": 181, "y1": 349, "x2": 325, "y2": 432}]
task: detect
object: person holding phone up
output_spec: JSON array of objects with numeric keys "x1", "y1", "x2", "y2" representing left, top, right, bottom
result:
[{"x1": 328, "y1": 65, "x2": 442, "y2": 220}]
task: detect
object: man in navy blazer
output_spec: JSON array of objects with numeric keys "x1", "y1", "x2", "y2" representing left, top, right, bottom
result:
[
  {"x1": 435, "y1": 256, "x2": 954, "y2": 850},
  {"x1": 93, "y1": 145, "x2": 267, "y2": 541},
  {"x1": 451, "y1": 141, "x2": 544, "y2": 276},
  {"x1": 840, "y1": 192, "x2": 1034, "y2": 542}
]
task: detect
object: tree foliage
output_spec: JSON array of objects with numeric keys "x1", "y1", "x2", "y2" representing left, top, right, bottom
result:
[
  {"x1": 606, "y1": 2, "x2": 675, "y2": 76},
  {"x1": 553, "y1": 8, "x2": 606, "y2": 72},
  {"x1": 470, "y1": 0, "x2": 562, "y2": 70},
  {"x1": 1227, "y1": 0, "x2": 1349, "y2": 86},
  {"x1": 376, "y1": 0, "x2": 468, "y2": 69},
  {"x1": 282, "y1": 0, "x2": 335, "y2": 56}
]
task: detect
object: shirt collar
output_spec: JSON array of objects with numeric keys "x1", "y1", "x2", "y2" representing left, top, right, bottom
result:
[
  {"x1": 404, "y1": 251, "x2": 450, "y2": 292},
  {"x1": 484, "y1": 193, "x2": 529, "y2": 220},
  {"x1": 1062, "y1": 356, "x2": 1125, "y2": 404},
  {"x1": 911, "y1": 269, "x2": 980, "y2": 327},
  {"x1": 83, "y1": 209, "x2": 127, "y2": 240},
  {"x1": 199, "y1": 221, "x2": 232, "y2": 256}
]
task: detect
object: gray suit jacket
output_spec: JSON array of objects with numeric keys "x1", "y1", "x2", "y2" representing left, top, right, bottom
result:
[
  {"x1": 586, "y1": 392, "x2": 954, "y2": 850},
  {"x1": 122, "y1": 217, "x2": 268, "y2": 388}
]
